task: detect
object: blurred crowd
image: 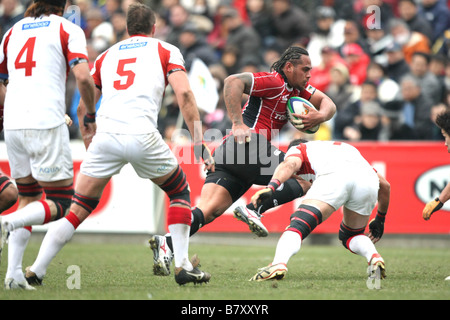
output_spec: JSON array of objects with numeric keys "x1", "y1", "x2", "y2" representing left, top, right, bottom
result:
[{"x1": 1, "y1": 0, "x2": 449, "y2": 143}]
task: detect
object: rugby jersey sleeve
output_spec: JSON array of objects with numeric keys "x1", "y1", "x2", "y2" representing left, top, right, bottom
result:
[
  {"x1": 60, "y1": 21, "x2": 88, "y2": 68},
  {"x1": 90, "y1": 50, "x2": 108, "y2": 89},
  {"x1": 157, "y1": 41, "x2": 186, "y2": 84},
  {"x1": 250, "y1": 72, "x2": 285, "y2": 98},
  {"x1": 299, "y1": 83, "x2": 316, "y2": 101},
  {"x1": 0, "y1": 28, "x2": 13, "y2": 80}
]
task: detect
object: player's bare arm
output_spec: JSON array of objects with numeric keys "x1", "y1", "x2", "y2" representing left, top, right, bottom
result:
[
  {"x1": 223, "y1": 72, "x2": 253, "y2": 144},
  {"x1": 169, "y1": 70, "x2": 215, "y2": 171},
  {"x1": 368, "y1": 173, "x2": 391, "y2": 243}
]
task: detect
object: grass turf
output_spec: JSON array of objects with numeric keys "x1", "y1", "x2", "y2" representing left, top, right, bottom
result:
[{"x1": 0, "y1": 236, "x2": 449, "y2": 301}]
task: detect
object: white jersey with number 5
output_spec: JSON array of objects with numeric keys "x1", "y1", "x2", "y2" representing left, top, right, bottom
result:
[
  {"x1": 0, "y1": 14, "x2": 88, "y2": 130},
  {"x1": 91, "y1": 35, "x2": 186, "y2": 134}
]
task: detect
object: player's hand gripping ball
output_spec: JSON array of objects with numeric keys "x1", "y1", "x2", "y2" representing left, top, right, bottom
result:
[{"x1": 287, "y1": 97, "x2": 320, "y2": 134}]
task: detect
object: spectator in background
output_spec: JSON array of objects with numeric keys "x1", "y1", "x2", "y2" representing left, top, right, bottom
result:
[
  {"x1": 221, "y1": 7, "x2": 262, "y2": 71},
  {"x1": 166, "y1": 4, "x2": 191, "y2": 48},
  {"x1": 341, "y1": 43, "x2": 371, "y2": 86},
  {"x1": 394, "y1": 75, "x2": 434, "y2": 140},
  {"x1": 310, "y1": 46, "x2": 345, "y2": 93},
  {"x1": 246, "y1": 0, "x2": 274, "y2": 49},
  {"x1": 270, "y1": 0, "x2": 311, "y2": 50},
  {"x1": 385, "y1": 42, "x2": 410, "y2": 83},
  {"x1": 306, "y1": 6, "x2": 345, "y2": 68},
  {"x1": 366, "y1": 62, "x2": 400, "y2": 104},
  {"x1": 178, "y1": 23, "x2": 218, "y2": 70},
  {"x1": 334, "y1": 81, "x2": 380, "y2": 140},
  {"x1": 418, "y1": 0, "x2": 450, "y2": 46},
  {"x1": 326, "y1": 63, "x2": 359, "y2": 136},
  {"x1": 364, "y1": 24, "x2": 393, "y2": 67},
  {"x1": 389, "y1": 18, "x2": 430, "y2": 64},
  {"x1": 398, "y1": 0, "x2": 434, "y2": 42},
  {"x1": 407, "y1": 51, "x2": 443, "y2": 105},
  {"x1": 343, "y1": 100, "x2": 389, "y2": 141},
  {"x1": 0, "y1": 0, "x2": 24, "y2": 39},
  {"x1": 110, "y1": 10, "x2": 128, "y2": 43},
  {"x1": 337, "y1": 20, "x2": 370, "y2": 58}
]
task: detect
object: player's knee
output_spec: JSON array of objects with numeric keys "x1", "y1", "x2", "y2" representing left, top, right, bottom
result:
[
  {"x1": 16, "y1": 181, "x2": 43, "y2": 198},
  {"x1": 44, "y1": 185, "x2": 75, "y2": 220},
  {"x1": 338, "y1": 222, "x2": 365, "y2": 250},
  {"x1": 72, "y1": 192, "x2": 100, "y2": 215},
  {"x1": 0, "y1": 176, "x2": 18, "y2": 211},
  {"x1": 288, "y1": 204, "x2": 323, "y2": 240},
  {"x1": 159, "y1": 166, "x2": 191, "y2": 207}
]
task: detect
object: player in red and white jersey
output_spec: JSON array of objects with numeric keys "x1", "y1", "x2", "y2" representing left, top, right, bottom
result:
[
  {"x1": 25, "y1": 3, "x2": 214, "y2": 287},
  {"x1": 89, "y1": 33, "x2": 185, "y2": 135},
  {"x1": 241, "y1": 71, "x2": 316, "y2": 141},
  {"x1": 0, "y1": 0, "x2": 95, "y2": 290},
  {"x1": 249, "y1": 139, "x2": 391, "y2": 286},
  {"x1": 151, "y1": 47, "x2": 337, "y2": 272}
]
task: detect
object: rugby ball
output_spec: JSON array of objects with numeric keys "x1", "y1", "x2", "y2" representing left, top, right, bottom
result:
[{"x1": 286, "y1": 97, "x2": 320, "y2": 134}]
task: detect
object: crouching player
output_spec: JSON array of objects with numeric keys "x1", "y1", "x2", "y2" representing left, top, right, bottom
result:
[{"x1": 249, "y1": 139, "x2": 390, "y2": 287}]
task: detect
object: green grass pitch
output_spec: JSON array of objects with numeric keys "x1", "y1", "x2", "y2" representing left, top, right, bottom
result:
[{"x1": 0, "y1": 235, "x2": 449, "y2": 301}]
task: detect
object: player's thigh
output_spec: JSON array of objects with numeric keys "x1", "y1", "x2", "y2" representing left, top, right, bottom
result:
[
  {"x1": 129, "y1": 132, "x2": 179, "y2": 180},
  {"x1": 342, "y1": 207, "x2": 371, "y2": 229},
  {"x1": 80, "y1": 132, "x2": 127, "y2": 178}
]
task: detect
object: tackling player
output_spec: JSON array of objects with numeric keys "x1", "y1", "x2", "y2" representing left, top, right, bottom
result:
[
  {"x1": 151, "y1": 46, "x2": 337, "y2": 275},
  {"x1": 248, "y1": 139, "x2": 391, "y2": 285},
  {"x1": 0, "y1": 0, "x2": 95, "y2": 290},
  {"x1": 423, "y1": 110, "x2": 450, "y2": 220},
  {"x1": 24, "y1": 3, "x2": 214, "y2": 287}
]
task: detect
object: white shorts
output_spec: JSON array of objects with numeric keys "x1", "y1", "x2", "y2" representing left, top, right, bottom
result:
[
  {"x1": 81, "y1": 131, "x2": 178, "y2": 179},
  {"x1": 303, "y1": 168, "x2": 379, "y2": 216},
  {"x1": 5, "y1": 124, "x2": 73, "y2": 182}
]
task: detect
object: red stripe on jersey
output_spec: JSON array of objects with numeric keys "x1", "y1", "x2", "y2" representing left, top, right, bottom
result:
[
  {"x1": 0, "y1": 28, "x2": 13, "y2": 77},
  {"x1": 91, "y1": 50, "x2": 108, "y2": 89},
  {"x1": 287, "y1": 143, "x2": 315, "y2": 175},
  {"x1": 157, "y1": 42, "x2": 185, "y2": 87},
  {"x1": 59, "y1": 23, "x2": 88, "y2": 77}
]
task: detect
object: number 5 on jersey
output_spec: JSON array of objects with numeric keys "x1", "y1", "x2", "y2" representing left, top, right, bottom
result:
[
  {"x1": 114, "y1": 58, "x2": 136, "y2": 90},
  {"x1": 15, "y1": 37, "x2": 37, "y2": 76}
]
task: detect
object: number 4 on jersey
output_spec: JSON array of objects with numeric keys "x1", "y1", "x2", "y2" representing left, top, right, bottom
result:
[{"x1": 15, "y1": 37, "x2": 37, "y2": 76}]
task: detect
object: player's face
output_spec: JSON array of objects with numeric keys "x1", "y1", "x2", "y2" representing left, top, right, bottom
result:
[
  {"x1": 441, "y1": 129, "x2": 450, "y2": 153},
  {"x1": 286, "y1": 55, "x2": 312, "y2": 90}
]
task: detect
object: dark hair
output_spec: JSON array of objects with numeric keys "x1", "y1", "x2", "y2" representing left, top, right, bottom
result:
[
  {"x1": 436, "y1": 110, "x2": 450, "y2": 135},
  {"x1": 271, "y1": 46, "x2": 309, "y2": 81},
  {"x1": 127, "y1": 3, "x2": 156, "y2": 36},
  {"x1": 25, "y1": 2, "x2": 64, "y2": 17},
  {"x1": 288, "y1": 138, "x2": 309, "y2": 149}
]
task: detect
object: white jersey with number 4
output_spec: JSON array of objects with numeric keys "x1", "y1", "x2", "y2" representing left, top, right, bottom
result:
[
  {"x1": 0, "y1": 14, "x2": 88, "y2": 130},
  {"x1": 91, "y1": 35, "x2": 186, "y2": 134}
]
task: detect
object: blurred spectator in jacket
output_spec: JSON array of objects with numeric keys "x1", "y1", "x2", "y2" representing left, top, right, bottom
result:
[
  {"x1": 310, "y1": 46, "x2": 345, "y2": 92},
  {"x1": 341, "y1": 43, "x2": 371, "y2": 86},
  {"x1": 179, "y1": 23, "x2": 219, "y2": 70},
  {"x1": 398, "y1": 0, "x2": 434, "y2": 42},
  {"x1": 221, "y1": 7, "x2": 262, "y2": 70},
  {"x1": 418, "y1": 0, "x2": 450, "y2": 46},
  {"x1": 389, "y1": 18, "x2": 430, "y2": 64},
  {"x1": 343, "y1": 100, "x2": 388, "y2": 141},
  {"x1": 307, "y1": 6, "x2": 345, "y2": 68},
  {"x1": 366, "y1": 62, "x2": 400, "y2": 104},
  {"x1": 385, "y1": 42, "x2": 411, "y2": 83},
  {"x1": 270, "y1": 0, "x2": 311, "y2": 50},
  {"x1": 406, "y1": 51, "x2": 443, "y2": 105}
]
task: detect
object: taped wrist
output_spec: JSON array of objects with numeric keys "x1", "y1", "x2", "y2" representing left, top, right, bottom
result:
[
  {"x1": 267, "y1": 179, "x2": 281, "y2": 192},
  {"x1": 84, "y1": 112, "x2": 96, "y2": 126}
]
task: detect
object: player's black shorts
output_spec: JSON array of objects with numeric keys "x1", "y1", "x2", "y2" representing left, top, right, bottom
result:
[{"x1": 205, "y1": 132, "x2": 285, "y2": 202}]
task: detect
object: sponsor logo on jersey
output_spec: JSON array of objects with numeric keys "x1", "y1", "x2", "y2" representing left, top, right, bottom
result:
[
  {"x1": 22, "y1": 21, "x2": 51, "y2": 30},
  {"x1": 119, "y1": 42, "x2": 148, "y2": 50}
]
